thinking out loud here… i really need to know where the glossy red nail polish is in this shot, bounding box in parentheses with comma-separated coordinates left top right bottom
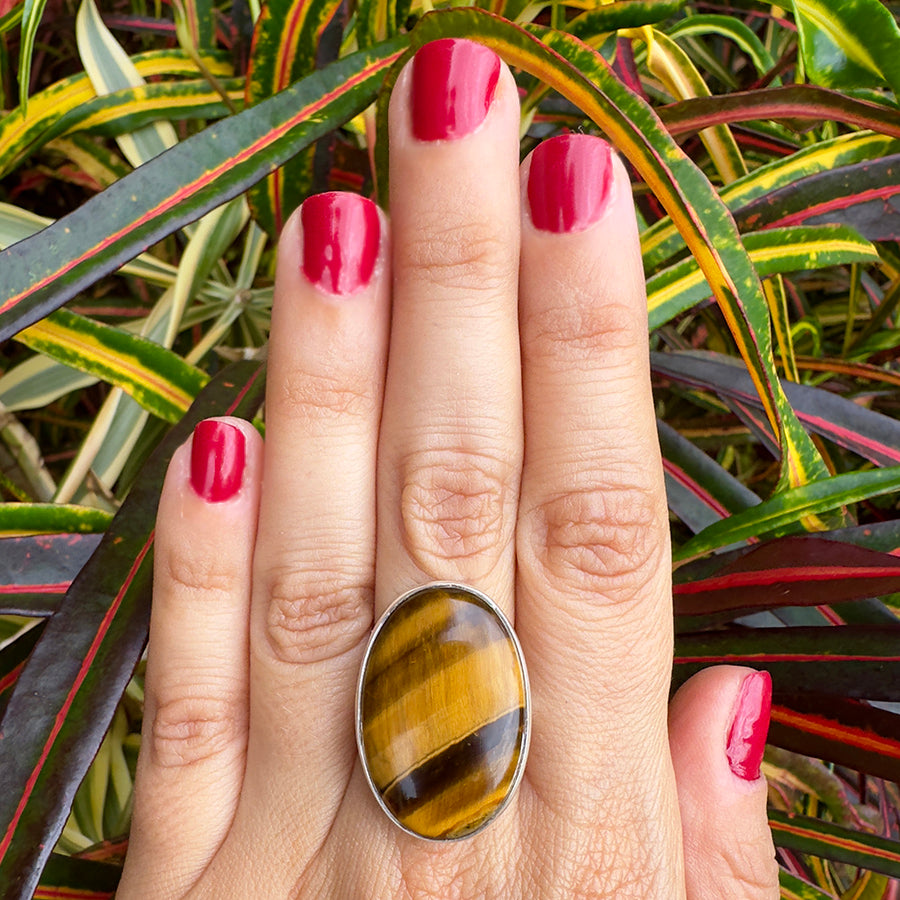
(528, 134, 614, 233)
(412, 38, 501, 141)
(726, 670, 772, 781)
(301, 192, 380, 295)
(190, 420, 245, 503)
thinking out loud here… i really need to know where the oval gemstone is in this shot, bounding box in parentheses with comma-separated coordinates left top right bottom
(357, 583, 529, 841)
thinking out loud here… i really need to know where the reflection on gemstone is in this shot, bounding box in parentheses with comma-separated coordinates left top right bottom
(357, 583, 529, 841)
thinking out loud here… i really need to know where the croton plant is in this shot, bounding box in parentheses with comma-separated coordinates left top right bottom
(1, 0, 899, 896)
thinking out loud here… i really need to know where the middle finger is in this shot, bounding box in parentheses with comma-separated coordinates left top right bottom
(375, 39, 523, 616)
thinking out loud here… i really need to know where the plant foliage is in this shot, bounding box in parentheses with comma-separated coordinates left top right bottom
(0, 0, 899, 895)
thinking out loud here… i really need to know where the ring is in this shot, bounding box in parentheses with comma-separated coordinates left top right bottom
(356, 582, 531, 841)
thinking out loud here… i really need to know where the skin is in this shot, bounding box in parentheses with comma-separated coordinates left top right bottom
(117, 44, 780, 900)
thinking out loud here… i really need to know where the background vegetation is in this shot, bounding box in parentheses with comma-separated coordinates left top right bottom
(1, 0, 899, 896)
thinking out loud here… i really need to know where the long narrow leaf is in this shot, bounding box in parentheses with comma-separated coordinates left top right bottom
(769, 695, 900, 783)
(652, 351, 900, 468)
(674, 467, 900, 562)
(16, 308, 208, 423)
(674, 626, 900, 700)
(770, 810, 900, 879)
(658, 86, 900, 141)
(0, 38, 407, 342)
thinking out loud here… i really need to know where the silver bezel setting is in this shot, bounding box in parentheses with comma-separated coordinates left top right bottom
(355, 581, 531, 842)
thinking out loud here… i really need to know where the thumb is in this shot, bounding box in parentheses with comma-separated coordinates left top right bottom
(669, 666, 779, 900)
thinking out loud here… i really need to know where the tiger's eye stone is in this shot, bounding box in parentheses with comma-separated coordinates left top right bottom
(357, 583, 529, 841)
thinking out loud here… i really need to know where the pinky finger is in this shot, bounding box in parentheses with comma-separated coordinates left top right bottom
(669, 666, 780, 900)
(118, 417, 262, 898)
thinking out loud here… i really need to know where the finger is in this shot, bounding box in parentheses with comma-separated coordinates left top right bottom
(515, 135, 680, 892)
(120, 417, 261, 898)
(236, 194, 390, 871)
(669, 667, 779, 900)
(376, 38, 523, 617)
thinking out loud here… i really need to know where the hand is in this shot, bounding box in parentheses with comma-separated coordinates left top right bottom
(117, 38, 778, 899)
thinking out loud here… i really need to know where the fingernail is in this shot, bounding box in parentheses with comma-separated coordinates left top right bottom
(726, 671, 772, 781)
(527, 134, 615, 233)
(412, 38, 500, 141)
(300, 192, 380, 295)
(190, 420, 246, 503)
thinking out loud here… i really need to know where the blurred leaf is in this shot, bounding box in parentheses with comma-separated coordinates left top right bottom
(769, 694, 900, 782)
(0, 38, 407, 342)
(0, 534, 102, 616)
(16, 309, 208, 423)
(0, 360, 265, 899)
(0, 505, 112, 537)
(34, 853, 119, 898)
(16, 0, 47, 115)
(790, 0, 900, 95)
(674, 626, 900, 699)
(674, 467, 900, 562)
(770, 809, 900, 879)
(673, 536, 900, 617)
(658, 86, 900, 142)
(666, 14, 777, 80)
(779, 870, 839, 900)
(652, 351, 900, 468)
(565, 0, 687, 39)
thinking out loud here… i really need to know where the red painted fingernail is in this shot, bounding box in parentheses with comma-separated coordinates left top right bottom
(300, 192, 380, 295)
(190, 420, 246, 503)
(527, 134, 615, 233)
(726, 670, 772, 781)
(412, 38, 500, 141)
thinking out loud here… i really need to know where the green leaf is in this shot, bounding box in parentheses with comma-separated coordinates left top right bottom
(0, 361, 265, 899)
(76, 0, 178, 167)
(666, 14, 777, 80)
(17, 0, 48, 115)
(639, 132, 899, 269)
(790, 0, 900, 95)
(0, 38, 407, 343)
(0, 504, 112, 536)
(16, 308, 208, 423)
(0, 50, 235, 180)
(674, 466, 900, 562)
(647, 224, 878, 330)
(779, 869, 839, 900)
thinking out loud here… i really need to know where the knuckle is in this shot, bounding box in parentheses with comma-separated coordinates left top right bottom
(263, 567, 372, 664)
(275, 365, 377, 421)
(149, 694, 245, 769)
(525, 296, 645, 366)
(159, 552, 238, 602)
(400, 215, 513, 295)
(522, 483, 667, 605)
(399, 448, 514, 576)
(722, 841, 780, 898)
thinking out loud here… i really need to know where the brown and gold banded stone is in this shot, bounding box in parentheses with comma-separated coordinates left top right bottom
(357, 583, 529, 841)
